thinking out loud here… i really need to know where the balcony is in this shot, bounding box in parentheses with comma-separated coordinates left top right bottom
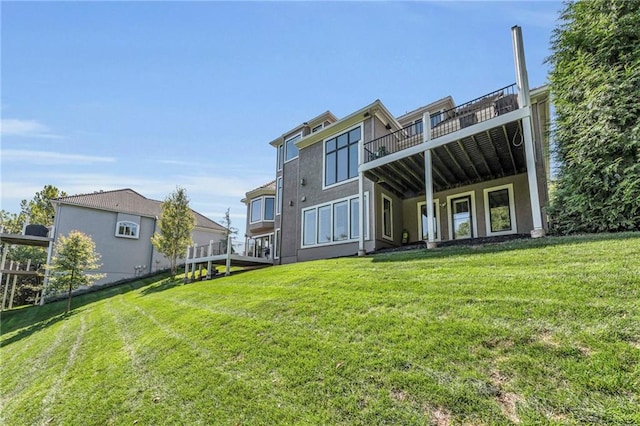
(362, 83, 529, 198)
(364, 84, 519, 163)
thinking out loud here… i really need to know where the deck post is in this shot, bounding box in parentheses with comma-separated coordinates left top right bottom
(358, 171, 366, 256)
(2, 261, 13, 311)
(184, 245, 190, 283)
(225, 235, 232, 276)
(40, 226, 55, 305)
(0, 243, 7, 299)
(206, 240, 213, 279)
(512, 25, 545, 238)
(423, 112, 437, 249)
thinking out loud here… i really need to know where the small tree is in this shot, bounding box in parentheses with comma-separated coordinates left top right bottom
(47, 230, 104, 312)
(220, 207, 238, 254)
(151, 187, 195, 278)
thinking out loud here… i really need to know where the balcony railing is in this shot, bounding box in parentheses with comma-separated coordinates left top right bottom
(363, 83, 518, 163)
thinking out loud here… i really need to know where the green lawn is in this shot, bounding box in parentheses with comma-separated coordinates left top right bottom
(2, 233, 639, 425)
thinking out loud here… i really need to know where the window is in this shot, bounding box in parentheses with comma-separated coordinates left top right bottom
(412, 119, 423, 136)
(285, 133, 301, 162)
(264, 197, 275, 221)
(250, 198, 262, 223)
(324, 126, 361, 187)
(274, 229, 281, 259)
(277, 145, 284, 171)
(116, 221, 139, 239)
(250, 196, 275, 223)
(382, 194, 393, 240)
(276, 177, 283, 215)
(417, 200, 440, 241)
(303, 209, 317, 246)
(312, 123, 323, 133)
(301, 193, 369, 247)
(430, 110, 443, 128)
(484, 184, 517, 236)
(451, 197, 472, 239)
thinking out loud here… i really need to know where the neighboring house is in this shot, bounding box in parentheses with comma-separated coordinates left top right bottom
(241, 180, 276, 259)
(51, 188, 227, 285)
(244, 26, 552, 265)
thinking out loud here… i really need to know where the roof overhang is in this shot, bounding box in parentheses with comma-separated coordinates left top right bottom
(268, 110, 339, 147)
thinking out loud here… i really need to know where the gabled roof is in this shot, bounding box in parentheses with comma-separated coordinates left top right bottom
(241, 180, 276, 204)
(52, 188, 226, 232)
(268, 110, 338, 147)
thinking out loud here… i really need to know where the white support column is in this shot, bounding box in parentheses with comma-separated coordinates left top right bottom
(512, 25, 545, 237)
(2, 261, 13, 311)
(423, 112, 437, 249)
(206, 240, 213, 279)
(41, 228, 55, 305)
(0, 243, 7, 298)
(358, 172, 366, 256)
(184, 245, 191, 283)
(225, 235, 232, 276)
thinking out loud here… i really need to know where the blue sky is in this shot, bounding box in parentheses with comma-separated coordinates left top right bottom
(1, 1, 561, 242)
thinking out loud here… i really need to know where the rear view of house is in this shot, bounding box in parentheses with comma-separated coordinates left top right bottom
(245, 26, 551, 265)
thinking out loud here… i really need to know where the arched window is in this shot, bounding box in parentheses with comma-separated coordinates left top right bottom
(116, 221, 139, 239)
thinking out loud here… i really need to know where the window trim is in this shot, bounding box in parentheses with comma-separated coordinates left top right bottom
(322, 123, 363, 190)
(115, 220, 139, 239)
(277, 144, 284, 171)
(416, 199, 441, 242)
(284, 132, 302, 163)
(300, 192, 369, 248)
(274, 228, 281, 259)
(483, 183, 517, 236)
(381, 193, 393, 241)
(249, 196, 275, 224)
(446, 190, 477, 240)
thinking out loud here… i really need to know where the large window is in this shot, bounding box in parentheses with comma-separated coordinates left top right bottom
(276, 177, 283, 215)
(382, 194, 393, 240)
(325, 126, 361, 187)
(116, 221, 139, 239)
(285, 133, 301, 162)
(302, 193, 369, 247)
(250, 196, 275, 223)
(484, 184, 517, 236)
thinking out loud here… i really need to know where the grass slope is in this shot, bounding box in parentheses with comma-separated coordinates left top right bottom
(1, 233, 639, 425)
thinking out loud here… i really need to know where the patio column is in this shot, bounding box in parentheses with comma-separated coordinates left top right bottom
(512, 25, 545, 238)
(423, 112, 437, 249)
(40, 227, 55, 305)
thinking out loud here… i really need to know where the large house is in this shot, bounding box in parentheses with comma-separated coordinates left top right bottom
(50, 188, 227, 285)
(243, 26, 551, 265)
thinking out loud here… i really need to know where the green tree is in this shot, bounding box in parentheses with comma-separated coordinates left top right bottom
(47, 230, 104, 312)
(151, 187, 195, 278)
(547, 0, 640, 233)
(220, 207, 237, 254)
(21, 185, 67, 226)
(0, 210, 26, 234)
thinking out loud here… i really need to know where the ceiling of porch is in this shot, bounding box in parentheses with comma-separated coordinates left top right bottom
(364, 120, 526, 198)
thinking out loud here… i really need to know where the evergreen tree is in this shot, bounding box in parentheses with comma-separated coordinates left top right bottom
(547, 0, 640, 233)
(21, 185, 67, 226)
(47, 230, 104, 312)
(151, 187, 195, 278)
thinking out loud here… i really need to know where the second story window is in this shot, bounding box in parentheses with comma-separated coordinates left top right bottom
(285, 133, 301, 162)
(325, 126, 361, 187)
(116, 221, 139, 239)
(277, 144, 284, 171)
(250, 196, 275, 223)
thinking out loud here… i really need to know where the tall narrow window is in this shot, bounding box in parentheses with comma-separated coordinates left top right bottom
(317, 205, 331, 244)
(350, 198, 359, 239)
(250, 198, 262, 223)
(276, 177, 283, 215)
(277, 145, 284, 170)
(274, 229, 281, 259)
(264, 197, 275, 221)
(285, 134, 301, 162)
(382, 195, 393, 240)
(418, 201, 439, 240)
(303, 209, 317, 246)
(325, 126, 361, 187)
(484, 184, 516, 236)
(333, 201, 348, 241)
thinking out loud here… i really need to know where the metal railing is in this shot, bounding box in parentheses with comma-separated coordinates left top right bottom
(363, 83, 518, 163)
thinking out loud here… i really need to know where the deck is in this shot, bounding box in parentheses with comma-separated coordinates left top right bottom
(184, 240, 272, 281)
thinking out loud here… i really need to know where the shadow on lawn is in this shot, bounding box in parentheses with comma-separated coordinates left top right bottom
(371, 232, 640, 263)
(1, 272, 172, 343)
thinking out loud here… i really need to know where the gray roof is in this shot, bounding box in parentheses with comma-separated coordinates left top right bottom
(52, 188, 226, 232)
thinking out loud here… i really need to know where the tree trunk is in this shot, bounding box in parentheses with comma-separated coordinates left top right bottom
(67, 270, 74, 312)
